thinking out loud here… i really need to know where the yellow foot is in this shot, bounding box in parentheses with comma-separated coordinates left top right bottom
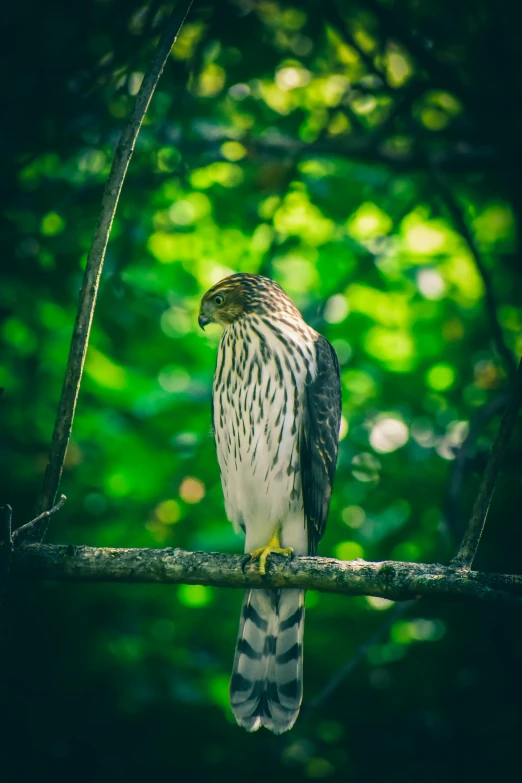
(248, 531, 293, 575)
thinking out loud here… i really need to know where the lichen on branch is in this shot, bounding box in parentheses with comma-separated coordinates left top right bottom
(10, 544, 522, 605)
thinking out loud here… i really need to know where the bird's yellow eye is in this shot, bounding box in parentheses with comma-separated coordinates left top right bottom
(213, 294, 225, 306)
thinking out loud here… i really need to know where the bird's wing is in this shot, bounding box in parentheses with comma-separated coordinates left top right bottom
(300, 334, 342, 555)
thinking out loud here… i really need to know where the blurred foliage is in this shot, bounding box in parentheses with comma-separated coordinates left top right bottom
(1, 0, 522, 781)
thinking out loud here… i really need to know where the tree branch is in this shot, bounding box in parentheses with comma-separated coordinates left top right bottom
(12, 495, 66, 545)
(10, 544, 522, 605)
(156, 133, 497, 172)
(304, 600, 414, 715)
(36, 0, 194, 520)
(452, 358, 522, 569)
(446, 392, 509, 537)
(428, 162, 517, 378)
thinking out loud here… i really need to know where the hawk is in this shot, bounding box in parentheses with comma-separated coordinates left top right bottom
(199, 273, 341, 733)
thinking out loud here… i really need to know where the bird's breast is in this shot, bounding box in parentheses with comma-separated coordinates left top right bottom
(212, 316, 316, 535)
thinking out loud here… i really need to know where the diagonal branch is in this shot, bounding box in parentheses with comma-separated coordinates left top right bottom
(428, 162, 516, 378)
(10, 544, 522, 605)
(452, 357, 522, 569)
(446, 392, 509, 537)
(303, 600, 414, 714)
(12, 495, 66, 545)
(36, 0, 194, 520)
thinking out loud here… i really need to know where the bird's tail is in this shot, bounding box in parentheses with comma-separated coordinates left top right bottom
(230, 587, 305, 734)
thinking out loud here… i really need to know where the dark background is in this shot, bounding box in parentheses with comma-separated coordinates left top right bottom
(1, 0, 522, 780)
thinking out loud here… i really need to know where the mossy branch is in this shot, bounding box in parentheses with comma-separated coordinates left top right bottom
(10, 544, 522, 605)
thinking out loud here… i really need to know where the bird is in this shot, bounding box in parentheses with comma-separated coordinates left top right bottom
(199, 273, 341, 733)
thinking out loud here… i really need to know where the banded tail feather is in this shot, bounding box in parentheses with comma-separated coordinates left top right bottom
(230, 587, 305, 734)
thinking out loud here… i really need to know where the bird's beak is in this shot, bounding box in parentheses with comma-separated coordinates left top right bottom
(198, 314, 211, 330)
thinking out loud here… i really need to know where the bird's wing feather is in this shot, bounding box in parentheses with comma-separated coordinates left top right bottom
(300, 334, 342, 555)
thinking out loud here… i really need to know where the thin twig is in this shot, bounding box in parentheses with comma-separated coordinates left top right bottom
(452, 358, 522, 569)
(428, 163, 516, 378)
(446, 392, 509, 537)
(10, 545, 522, 604)
(304, 600, 414, 714)
(36, 0, 194, 519)
(12, 495, 67, 545)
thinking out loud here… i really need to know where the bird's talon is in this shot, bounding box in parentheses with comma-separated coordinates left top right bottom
(247, 542, 294, 576)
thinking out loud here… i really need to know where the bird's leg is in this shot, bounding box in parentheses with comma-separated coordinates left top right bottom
(248, 524, 293, 576)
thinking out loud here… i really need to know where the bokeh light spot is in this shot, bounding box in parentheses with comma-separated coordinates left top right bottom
(425, 363, 455, 391)
(160, 307, 192, 337)
(178, 584, 213, 607)
(1, 318, 37, 355)
(334, 541, 364, 560)
(364, 327, 414, 368)
(128, 71, 144, 96)
(417, 268, 446, 299)
(370, 418, 409, 453)
(85, 347, 128, 390)
(169, 200, 196, 225)
(155, 499, 181, 525)
(179, 477, 206, 504)
(366, 596, 395, 611)
(40, 211, 65, 236)
(209, 674, 230, 709)
(305, 757, 335, 779)
(106, 472, 131, 498)
(220, 141, 247, 161)
(275, 66, 311, 90)
(403, 219, 447, 253)
(341, 506, 365, 528)
(342, 369, 377, 403)
(351, 453, 381, 483)
(323, 294, 349, 324)
(158, 366, 191, 393)
(346, 202, 392, 240)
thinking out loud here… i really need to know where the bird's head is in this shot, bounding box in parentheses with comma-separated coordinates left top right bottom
(198, 275, 245, 329)
(198, 273, 300, 330)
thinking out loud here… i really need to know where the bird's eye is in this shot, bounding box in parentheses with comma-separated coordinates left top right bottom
(213, 294, 225, 306)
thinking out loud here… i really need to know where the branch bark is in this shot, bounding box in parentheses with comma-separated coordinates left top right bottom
(10, 544, 522, 605)
(36, 0, 194, 519)
(452, 358, 522, 569)
(12, 495, 66, 545)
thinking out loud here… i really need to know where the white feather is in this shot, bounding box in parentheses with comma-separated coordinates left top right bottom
(213, 314, 316, 554)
